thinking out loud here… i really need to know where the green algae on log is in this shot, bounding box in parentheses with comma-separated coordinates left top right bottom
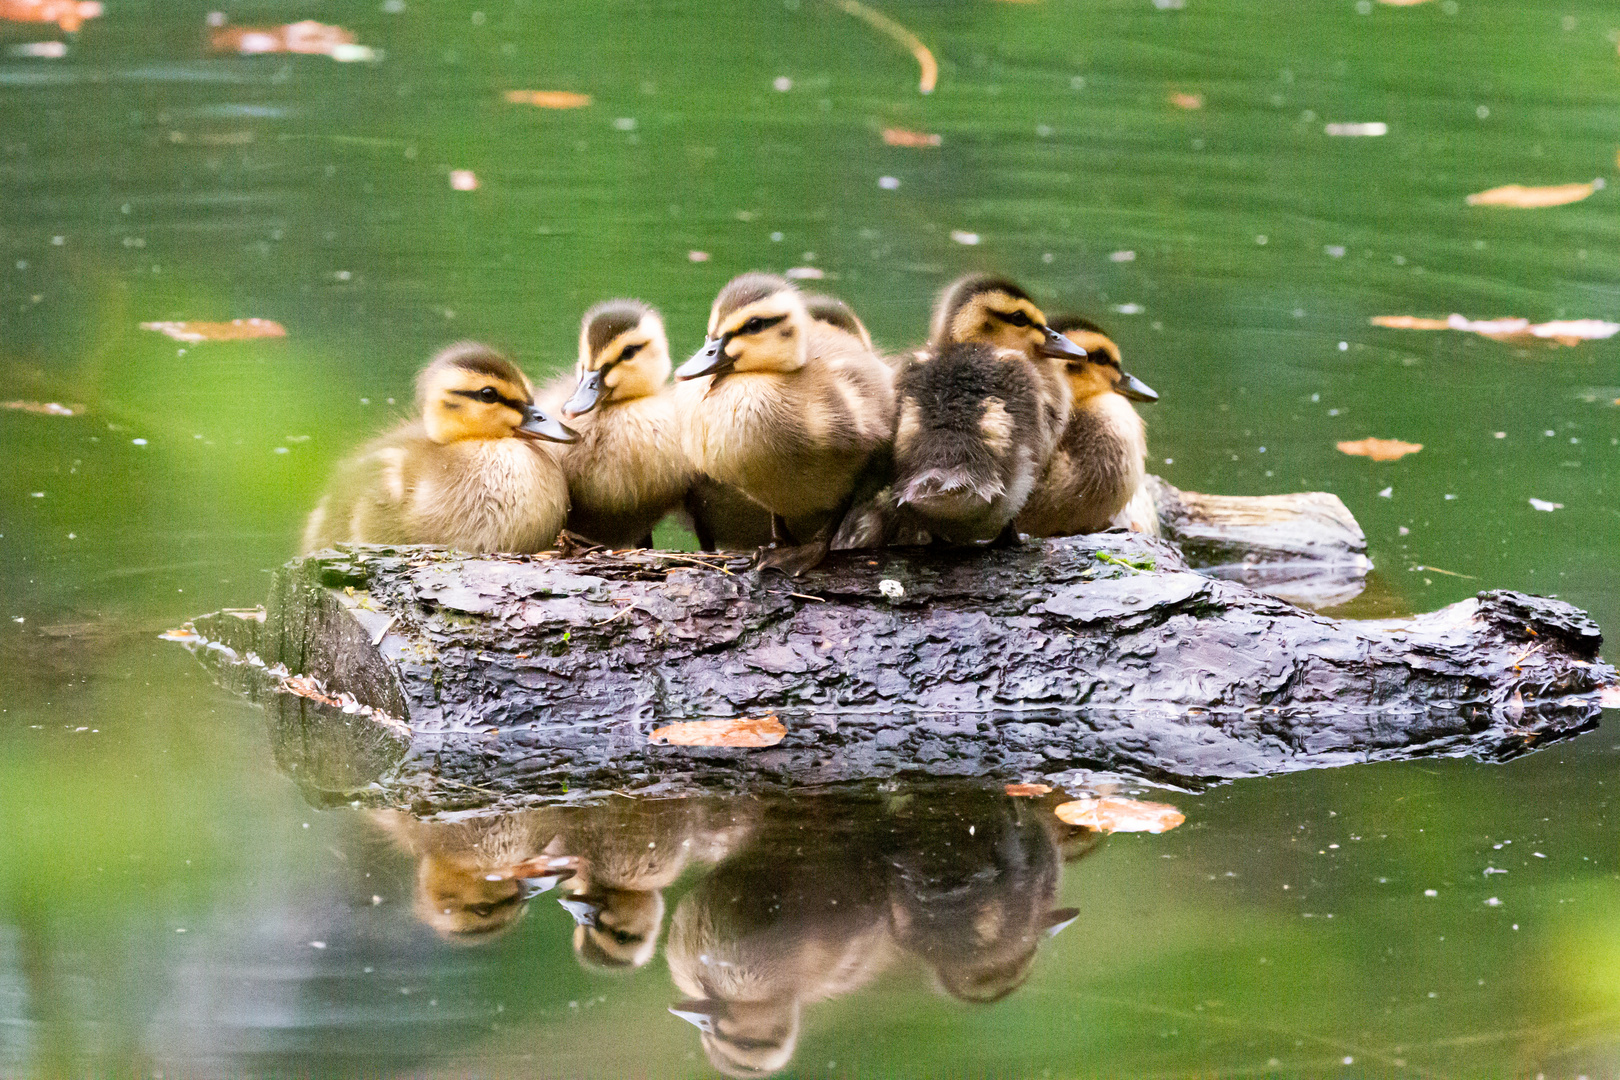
(167, 535, 1613, 813)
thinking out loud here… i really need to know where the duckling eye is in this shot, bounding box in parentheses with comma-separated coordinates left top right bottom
(1001, 310, 1033, 328)
(618, 342, 644, 362)
(477, 386, 499, 403)
(741, 317, 766, 335)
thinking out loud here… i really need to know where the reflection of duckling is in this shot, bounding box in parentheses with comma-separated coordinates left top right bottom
(666, 840, 894, 1079)
(675, 273, 895, 573)
(553, 797, 751, 972)
(884, 793, 1077, 1004)
(1018, 316, 1159, 537)
(301, 342, 576, 554)
(891, 341, 1048, 546)
(370, 809, 575, 943)
(554, 300, 694, 548)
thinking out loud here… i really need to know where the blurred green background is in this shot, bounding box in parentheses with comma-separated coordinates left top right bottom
(1, 0, 1617, 1075)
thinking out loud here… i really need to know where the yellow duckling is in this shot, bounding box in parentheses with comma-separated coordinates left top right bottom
(554, 300, 694, 548)
(685, 291, 880, 554)
(301, 342, 576, 555)
(675, 273, 895, 573)
(1016, 316, 1158, 537)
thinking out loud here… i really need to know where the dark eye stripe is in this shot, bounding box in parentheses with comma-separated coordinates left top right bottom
(734, 313, 787, 335)
(451, 388, 530, 411)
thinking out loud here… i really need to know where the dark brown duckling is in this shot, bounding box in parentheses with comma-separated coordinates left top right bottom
(891, 341, 1048, 545)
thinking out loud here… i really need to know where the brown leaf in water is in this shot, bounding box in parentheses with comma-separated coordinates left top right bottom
(1004, 783, 1052, 797)
(1337, 437, 1424, 462)
(882, 127, 942, 147)
(1371, 313, 1619, 347)
(1168, 92, 1204, 110)
(504, 90, 593, 109)
(1466, 182, 1596, 208)
(0, 0, 102, 32)
(140, 318, 286, 342)
(209, 21, 373, 61)
(1054, 797, 1185, 834)
(650, 715, 786, 748)
(2, 400, 82, 416)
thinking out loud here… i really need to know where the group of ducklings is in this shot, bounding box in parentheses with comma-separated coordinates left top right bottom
(303, 272, 1159, 574)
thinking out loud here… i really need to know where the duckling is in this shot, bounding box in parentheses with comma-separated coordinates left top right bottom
(370, 809, 576, 943)
(1016, 316, 1159, 538)
(801, 292, 875, 351)
(301, 342, 576, 555)
(927, 273, 1082, 445)
(890, 341, 1048, 545)
(675, 273, 895, 574)
(552, 300, 694, 548)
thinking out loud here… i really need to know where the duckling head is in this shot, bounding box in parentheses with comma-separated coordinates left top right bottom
(563, 887, 666, 971)
(1048, 316, 1158, 404)
(564, 300, 672, 417)
(930, 274, 1087, 362)
(668, 997, 800, 1078)
(676, 273, 810, 380)
(413, 853, 532, 943)
(419, 341, 578, 444)
(803, 292, 874, 351)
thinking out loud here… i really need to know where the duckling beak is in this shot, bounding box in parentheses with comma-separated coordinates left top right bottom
(518, 405, 579, 443)
(558, 896, 602, 926)
(1043, 907, 1082, 939)
(669, 1001, 722, 1033)
(563, 370, 605, 417)
(1038, 325, 1088, 360)
(675, 337, 733, 380)
(1116, 371, 1159, 403)
(516, 868, 577, 900)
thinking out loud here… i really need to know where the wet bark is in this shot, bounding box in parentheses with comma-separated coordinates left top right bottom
(168, 531, 1615, 814)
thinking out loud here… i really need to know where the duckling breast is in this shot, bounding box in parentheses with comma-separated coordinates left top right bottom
(410, 438, 569, 553)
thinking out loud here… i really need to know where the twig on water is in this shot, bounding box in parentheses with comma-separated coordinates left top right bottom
(829, 0, 938, 93)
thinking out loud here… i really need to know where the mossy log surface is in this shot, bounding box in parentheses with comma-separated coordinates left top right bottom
(169, 531, 1615, 813)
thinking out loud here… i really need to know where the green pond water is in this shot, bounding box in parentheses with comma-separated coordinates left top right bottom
(2, 0, 1619, 1075)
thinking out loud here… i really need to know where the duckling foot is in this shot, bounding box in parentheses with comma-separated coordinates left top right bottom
(989, 521, 1023, 549)
(756, 538, 831, 577)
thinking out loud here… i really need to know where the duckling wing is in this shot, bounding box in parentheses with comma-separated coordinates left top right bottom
(302, 423, 430, 551)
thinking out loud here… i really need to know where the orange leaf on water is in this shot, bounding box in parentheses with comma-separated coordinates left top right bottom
(1337, 437, 1423, 462)
(140, 319, 287, 343)
(1371, 313, 1619, 347)
(2, 400, 82, 416)
(1054, 797, 1185, 834)
(650, 715, 786, 748)
(1466, 182, 1596, 208)
(209, 21, 373, 61)
(882, 127, 942, 147)
(1004, 783, 1052, 797)
(0, 0, 101, 32)
(1168, 92, 1204, 110)
(1370, 315, 1451, 331)
(504, 90, 593, 109)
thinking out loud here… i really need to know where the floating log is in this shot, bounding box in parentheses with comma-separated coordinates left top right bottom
(168, 530, 1614, 813)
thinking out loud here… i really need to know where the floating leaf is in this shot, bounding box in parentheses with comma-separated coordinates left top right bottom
(1528, 498, 1564, 512)
(785, 266, 824, 280)
(1337, 437, 1423, 462)
(1371, 313, 1620, 347)
(158, 625, 198, 642)
(141, 318, 287, 342)
(209, 20, 375, 61)
(1168, 92, 1204, 110)
(950, 230, 981, 245)
(1054, 797, 1185, 834)
(449, 169, 478, 191)
(2, 400, 81, 416)
(1600, 685, 1620, 709)
(882, 127, 942, 147)
(0, 0, 101, 32)
(650, 715, 786, 748)
(504, 90, 593, 109)
(1466, 182, 1595, 208)
(687, 250, 710, 262)
(1325, 121, 1387, 137)
(1004, 783, 1052, 797)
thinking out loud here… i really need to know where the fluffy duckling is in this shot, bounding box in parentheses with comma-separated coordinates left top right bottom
(802, 292, 875, 351)
(886, 276, 1081, 545)
(370, 809, 576, 943)
(675, 273, 895, 573)
(302, 342, 576, 555)
(1016, 316, 1158, 538)
(553, 300, 694, 548)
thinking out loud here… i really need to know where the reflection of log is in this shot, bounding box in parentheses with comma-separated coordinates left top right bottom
(168, 531, 1615, 812)
(1146, 476, 1371, 609)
